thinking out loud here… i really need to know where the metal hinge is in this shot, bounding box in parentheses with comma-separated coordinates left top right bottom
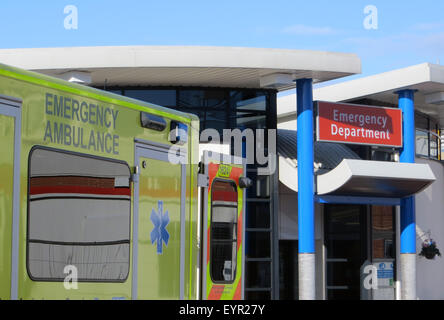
(197, 173, 209, 187)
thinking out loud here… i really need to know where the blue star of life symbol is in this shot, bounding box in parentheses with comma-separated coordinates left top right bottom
(150, 200, 170, 254)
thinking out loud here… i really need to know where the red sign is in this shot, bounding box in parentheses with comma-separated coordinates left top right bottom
(316, 101, 403, 147)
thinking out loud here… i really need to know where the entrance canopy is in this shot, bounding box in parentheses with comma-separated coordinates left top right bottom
(0, 46, 361, 91)
(277, 129, 436, 198)
(317, 159, 435, 197)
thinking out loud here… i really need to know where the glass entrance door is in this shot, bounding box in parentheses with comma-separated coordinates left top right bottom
(371, 206, 396, 300)
(325, 204, 396, 300)
(325, 205, 367, 300)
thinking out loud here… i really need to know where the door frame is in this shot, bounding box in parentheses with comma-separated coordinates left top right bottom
(200, 150, 246, 300)
(323, 204, 368, 300)
(132, 138, 187, 300)
(0, 94, 22, 300)
(323, 204, 397, 300)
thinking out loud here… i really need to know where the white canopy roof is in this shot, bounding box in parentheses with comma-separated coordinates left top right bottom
(0, 46, 361, 91)
(278, 129, 436, 198)
(317, 159, 435, 197)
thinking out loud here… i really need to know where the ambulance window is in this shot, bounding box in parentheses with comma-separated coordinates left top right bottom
(27, 148, 131, 282)
(210, 179, 238, 283)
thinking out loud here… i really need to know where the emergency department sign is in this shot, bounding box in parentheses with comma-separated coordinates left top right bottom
(316, 101, 403, 147)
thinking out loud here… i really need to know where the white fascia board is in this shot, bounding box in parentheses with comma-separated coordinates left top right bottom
(314, 63, 434, 102)
(317, 159, 436, 195)
(316, 160, 353, 195)
(0, 46, 361, 76)
(429, 63, 444, 84)
(345, 159, 435, 180)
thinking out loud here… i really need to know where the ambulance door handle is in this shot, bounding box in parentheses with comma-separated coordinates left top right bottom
(132, 165, 139, 183)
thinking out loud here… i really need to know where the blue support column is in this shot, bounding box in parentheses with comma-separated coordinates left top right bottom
(296, 78, 315, 300)
(397, 89, 416, 300)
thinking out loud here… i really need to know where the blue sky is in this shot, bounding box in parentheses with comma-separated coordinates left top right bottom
(1, 0, 443, 87)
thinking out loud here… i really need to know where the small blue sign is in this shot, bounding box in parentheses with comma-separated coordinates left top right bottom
(377, 270, 393, 279)
(377, 262, 393, 279)
(150, 200, 170, 254)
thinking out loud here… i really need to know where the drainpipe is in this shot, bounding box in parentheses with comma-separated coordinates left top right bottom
(297, 78, 315, 300)
(397, 89, 417, 300)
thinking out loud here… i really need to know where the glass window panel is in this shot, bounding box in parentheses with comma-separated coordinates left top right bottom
(372, 206, 395, 259)
(176, 109, 227, 133)
(246, 202, 270, 229)
(28, 148, 131, 281)
(233, 113, 266, 129)
(430, 119, 438, 133)
(236, 96, 266, 112)
(415, 113, 428, 131)
(230, 91, 267, 112)
(371, 149, 393, 162)
(210, 180, 238, 283)
(246, 261, 271, 288)
(372, 206, 393, 232)
(385, 240, 394, 258)
(416, 129, 429, 157)
(230, 91, 269, 129)
(246, 171, 270, 199)
(124, 89, 176, 107)
(430, 134, 439, 159)
(325, 206, 361, 235)
(373, 237, 395, 259)
(212, 206, 237, 224)
(202, 110, 227, 132)
(246, 231, 271, 258)
(415, 113, 441, 160)
(326, 256, 360, 287)
(178, 90, 227, 109)
(279, 240, 298, 300)
(324, 205, 363, 300)
(203, 120, 227, 133)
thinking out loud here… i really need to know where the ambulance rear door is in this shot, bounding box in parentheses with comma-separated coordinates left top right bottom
(199, 150, 250, 300)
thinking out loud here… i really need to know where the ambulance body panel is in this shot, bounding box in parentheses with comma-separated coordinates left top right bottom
(0, 63, 246, 300)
